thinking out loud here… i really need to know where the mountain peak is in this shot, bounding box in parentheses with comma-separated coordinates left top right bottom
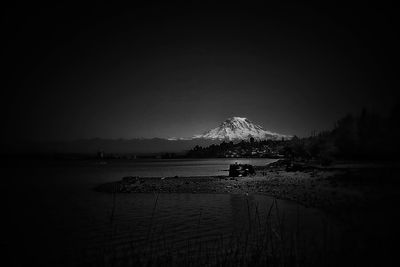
(193, 117, 291, 141)
(229, 116, 247, 121)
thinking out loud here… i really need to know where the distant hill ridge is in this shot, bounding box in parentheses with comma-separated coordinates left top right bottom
(3, 117, 291, 154)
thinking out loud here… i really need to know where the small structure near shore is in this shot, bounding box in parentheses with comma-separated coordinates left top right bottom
(229, 163, 255, 177)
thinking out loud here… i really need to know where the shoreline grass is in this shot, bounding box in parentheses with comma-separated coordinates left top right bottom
(75, 192, 369, 267)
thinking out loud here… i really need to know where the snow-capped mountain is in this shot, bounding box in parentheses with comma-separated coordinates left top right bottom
(193, 117, 291, 141)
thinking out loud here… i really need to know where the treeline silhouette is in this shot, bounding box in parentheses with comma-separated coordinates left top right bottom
(187, 138, 286, 158)
(287, 103, 400, 163)
(188, 103, 400, 163)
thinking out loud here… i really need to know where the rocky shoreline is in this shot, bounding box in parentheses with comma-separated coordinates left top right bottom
(94, 160, 400, 223)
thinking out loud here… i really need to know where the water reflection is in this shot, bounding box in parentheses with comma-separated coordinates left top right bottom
(4, 159, 339, 266)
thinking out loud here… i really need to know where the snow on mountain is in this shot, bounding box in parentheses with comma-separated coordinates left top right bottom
(192, 117, 291, 141)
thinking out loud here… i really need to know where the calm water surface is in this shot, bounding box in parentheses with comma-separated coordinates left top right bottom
(3, 158, 338, 265)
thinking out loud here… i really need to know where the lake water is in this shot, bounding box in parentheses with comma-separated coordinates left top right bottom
(66, 158, 279, 179)
(3, 158, 340, 266)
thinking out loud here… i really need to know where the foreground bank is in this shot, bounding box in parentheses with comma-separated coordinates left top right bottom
(95, 160, 400, 220)
(94, 160, 400, 265)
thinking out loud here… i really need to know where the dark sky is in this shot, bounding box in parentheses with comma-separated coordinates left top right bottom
(2, 4, 398, 142)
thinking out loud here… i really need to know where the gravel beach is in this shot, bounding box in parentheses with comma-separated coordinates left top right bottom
(95, 160, 400, 223)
